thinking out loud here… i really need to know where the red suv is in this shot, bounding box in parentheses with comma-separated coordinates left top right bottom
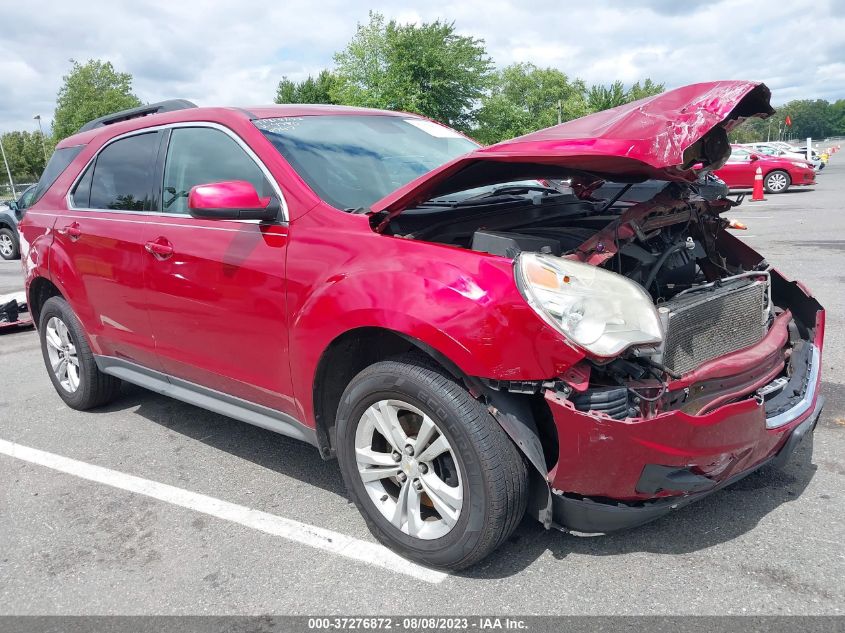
(20, 81, 825, 570)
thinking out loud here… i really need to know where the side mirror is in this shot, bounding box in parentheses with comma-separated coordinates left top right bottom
(749, 153, 759, 162)
(8, 201, 18, 212)
(187, 181, 280, 221)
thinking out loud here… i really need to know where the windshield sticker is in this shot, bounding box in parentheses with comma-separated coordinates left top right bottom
(404, 119, 464, 138)
(254, 117, 304, 133)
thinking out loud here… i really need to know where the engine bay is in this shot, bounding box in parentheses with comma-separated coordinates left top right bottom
(387, 178, 733, 304)
(384, 177, 821, 420)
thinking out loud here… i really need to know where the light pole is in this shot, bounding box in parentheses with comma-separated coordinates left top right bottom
(0, 136, 17, 199)
(33, 114, 48, 163)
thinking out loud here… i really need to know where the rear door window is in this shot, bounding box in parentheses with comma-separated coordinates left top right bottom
(88, 132, 161, 211)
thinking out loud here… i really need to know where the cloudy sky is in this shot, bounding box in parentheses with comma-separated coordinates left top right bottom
(1, 0, 843, 133)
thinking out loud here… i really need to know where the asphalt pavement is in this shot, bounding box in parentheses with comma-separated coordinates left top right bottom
(1, 163, 843, 615)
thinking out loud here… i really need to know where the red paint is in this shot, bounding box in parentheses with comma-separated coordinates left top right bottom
(18, 82, 824, 512)
(188, 180, 270, 211)
(547, 310, 825, 500)
(373, 81, 773, 220)
(716, 147, 816, 190)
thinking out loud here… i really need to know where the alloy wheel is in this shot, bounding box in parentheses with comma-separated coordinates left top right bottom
(767, 172, 789, 192)
(44, 316, 80, 392)
(0, 234, 13, 258)
(355, 399, 463, 540)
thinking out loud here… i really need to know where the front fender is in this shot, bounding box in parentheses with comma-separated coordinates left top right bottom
(286, 207, 583, 425)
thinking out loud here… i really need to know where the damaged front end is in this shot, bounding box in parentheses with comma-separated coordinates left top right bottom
(472, 186, 824, 533)
(541, 225, 824, 532)
(370, 80, 824, 532)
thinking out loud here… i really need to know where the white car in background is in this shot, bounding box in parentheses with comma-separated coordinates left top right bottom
(743, 142, 823, 170)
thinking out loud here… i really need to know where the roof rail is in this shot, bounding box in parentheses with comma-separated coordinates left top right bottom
(78, 99, 198, 133)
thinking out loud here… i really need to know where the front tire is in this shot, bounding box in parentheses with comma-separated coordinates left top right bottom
(764, 170, 791, 194)
(336, 356, 528, 570)
(38, 296, 121, 410)
(0, 227, 19, 260)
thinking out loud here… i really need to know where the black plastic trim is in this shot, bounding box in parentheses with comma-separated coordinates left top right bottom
(480, 385, 554, 528)
(94, 355, 318, 446)
(79, 100, 197, 132)
(635, 465, 716, 495)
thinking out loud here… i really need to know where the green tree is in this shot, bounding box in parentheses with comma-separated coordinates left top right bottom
(727, 116, 770, 144)
(332, 12, 493, 129)
(275, 70, 341, 104)
(779, 99, 836, 140)
(0, 131, 49, 183)
(331, 12, 391, 108)
(586, 81, 628, 112)
(53, 59, 142, 141)
(473, 63, 587, 144)
(626, 78, 664, 102)
(831, 99, 845, 136)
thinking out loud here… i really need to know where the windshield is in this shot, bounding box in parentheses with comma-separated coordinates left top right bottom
(255, 115, 478, 210)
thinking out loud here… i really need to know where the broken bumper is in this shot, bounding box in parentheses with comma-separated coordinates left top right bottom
(549, 395, 823, 533)
(545, 330, 824, 533)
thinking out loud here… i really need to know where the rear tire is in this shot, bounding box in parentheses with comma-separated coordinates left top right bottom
(764, 170, 791, 194)
(336, 356, 528, 570)
(0, 228, 19, 260)
(38, 296, 121, 410)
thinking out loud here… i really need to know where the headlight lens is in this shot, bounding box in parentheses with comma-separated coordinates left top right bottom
(791, 161, 811, 169)
(516, 253, 663, 357)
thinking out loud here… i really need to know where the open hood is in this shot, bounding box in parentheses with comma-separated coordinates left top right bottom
(371, 81, 773, 222)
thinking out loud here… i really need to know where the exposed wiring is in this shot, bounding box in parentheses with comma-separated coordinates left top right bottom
(642, 241, 686, 291)
(637, 357, 682, 380)
(627, 366, 669, 403)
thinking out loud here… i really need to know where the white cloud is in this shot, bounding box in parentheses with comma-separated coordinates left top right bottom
(0, 0, 842, 133)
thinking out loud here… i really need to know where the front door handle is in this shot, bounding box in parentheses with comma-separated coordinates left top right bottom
(58, 222, 81, 241)
(144, 238, 174, 260)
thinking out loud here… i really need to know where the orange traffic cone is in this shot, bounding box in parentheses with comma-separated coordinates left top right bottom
(751, 166, 766, 201)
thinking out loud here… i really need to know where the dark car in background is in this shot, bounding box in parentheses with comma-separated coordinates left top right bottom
(0, 184, 36, 260)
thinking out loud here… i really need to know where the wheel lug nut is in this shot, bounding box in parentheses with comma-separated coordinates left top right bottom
(404, 445, 414, 456)
(397, 472, 407, 482)
(419, 463, 428, 474)
(413, 479, 423, 492)
(391, 452, 401, 462)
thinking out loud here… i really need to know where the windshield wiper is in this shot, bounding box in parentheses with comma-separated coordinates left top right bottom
(463, 184, 563, 201)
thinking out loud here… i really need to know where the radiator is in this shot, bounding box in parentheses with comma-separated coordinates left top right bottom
(657, 278, 769, 376)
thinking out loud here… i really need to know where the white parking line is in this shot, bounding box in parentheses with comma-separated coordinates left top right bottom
(0, 438, 447, 584)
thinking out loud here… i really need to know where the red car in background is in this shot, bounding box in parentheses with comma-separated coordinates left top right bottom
(715, 145, 816, 193)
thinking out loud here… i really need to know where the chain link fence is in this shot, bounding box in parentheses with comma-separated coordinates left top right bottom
(0, 182, 36, 204)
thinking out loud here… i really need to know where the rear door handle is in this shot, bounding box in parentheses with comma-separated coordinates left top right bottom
(58, 222, 81, 241)
(144, 238, 174, 260)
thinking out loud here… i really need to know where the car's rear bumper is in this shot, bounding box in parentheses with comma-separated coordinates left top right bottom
(549, 396, 823, 533)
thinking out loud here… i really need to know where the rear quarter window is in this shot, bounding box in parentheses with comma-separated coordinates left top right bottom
(32, 146, 84, 205)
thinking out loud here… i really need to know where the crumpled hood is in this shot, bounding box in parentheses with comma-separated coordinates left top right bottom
(372, 81, 773, 221)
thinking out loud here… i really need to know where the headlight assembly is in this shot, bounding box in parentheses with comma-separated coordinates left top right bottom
(516, 252, 663, 357)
